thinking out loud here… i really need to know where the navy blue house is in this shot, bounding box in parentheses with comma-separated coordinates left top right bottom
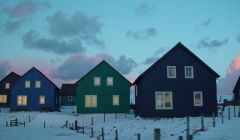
(133, 42, 220, 117)
(0, 72, 21, 108)
(233, 76, 240, 100)
(10, 67, 60, 111)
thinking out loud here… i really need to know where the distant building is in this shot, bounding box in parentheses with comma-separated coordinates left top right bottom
(233, 76, 240, 100)
(60, 84, 77, 113)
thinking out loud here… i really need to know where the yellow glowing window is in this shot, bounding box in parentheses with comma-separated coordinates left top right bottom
(85, 95, 97, 108)
(17, 95, 27, 106)
(113, 95, 119, 105)
(0, 95, 7, 103)
(39, 96, 45, 104)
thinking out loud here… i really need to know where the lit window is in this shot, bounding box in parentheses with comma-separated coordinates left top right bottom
(39, 96, 45, 105)
(155, 91, 173, 110)
(167, 66, 176, 78)
(17, 95, 27, 106)
(85, 95, 97, 108)
(94, 77, 101, 86)
(35, 81, 41, 88)
(68, 96, 72, 101)
(194, 91, 203, 106)
(185, 66, 194, 79)
(25, 81, 30, 88)
(5, 83, 10, 89)
(113, 95, 119, 105)
(0, 95, 7, 103)
(107, 77, 113, 86)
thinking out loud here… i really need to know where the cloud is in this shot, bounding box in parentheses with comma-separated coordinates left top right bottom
(2, 0, 50, 18)
(200, 18, 212, 27)
(0, 60, 12, 80)
(154, 47, 166, 55)
(22, 30, 86, 55)
(50, 53, 137, 80)
(47, 11, 104, 48)
(126, 27, 157, 40)
(217, 55, 240, 94)
(3, 19, 26, 33)
(197, 37, 228, 50)
(144, 57, 158, 65)
(135, 3, 155, 16)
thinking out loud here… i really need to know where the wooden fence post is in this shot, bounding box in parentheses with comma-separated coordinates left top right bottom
(91, 127, 94, 138)
(16, 118, 18, 126)
(228, 108, 230, 120)
(238, 106, 240, 117)
(75, 120, 78, 130)
(154, 128, 160, 140)
(186, 116, 190, 140)
(221, 112, 224, 124)
(91, 117, 93, 125)
(23, 121, 25, 127)
(137, 133, 140, 140)
(125, 113, 126, 118)
(201, 114, 204, 131)
(212, 112, 215, 127)
(82, 126, 85, 134)
(102, 127, 105, 140)
(44, 121, 46, 128)
(28, 115, 31, 122)
(178, 136, 183, 140)
(6, 121, 8, 127)
(115, 113, 117, 119)
(115, 129, 118, 140)
(234, 106, 236, 117)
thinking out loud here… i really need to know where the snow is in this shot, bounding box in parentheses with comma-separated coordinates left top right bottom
(0, 106, 240, 140)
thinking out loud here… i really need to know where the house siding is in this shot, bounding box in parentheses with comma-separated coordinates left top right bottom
(61, 96, 77, 106)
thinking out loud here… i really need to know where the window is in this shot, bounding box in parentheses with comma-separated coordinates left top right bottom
(5, 83, 10, 89)
(17, 95, 27, 106)
(94, 77, 101, 86)
(39, 96, 45, 105)
(167, 66, 176, 78)
(185, 66, 194, 79)
(194, 91, 203, 106)
(35, 81, 41, 88)
(0, 95, 7, 103)
(113, 95, 119, 105)
(155, 91, 173, 109)
(68, 96, 72, 101)
(25, 81, 30, 88)
(107, 77, 113, 86)
(85, 95, 97, 108)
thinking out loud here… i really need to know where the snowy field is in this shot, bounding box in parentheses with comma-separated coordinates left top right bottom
(0, 106, 240, 140)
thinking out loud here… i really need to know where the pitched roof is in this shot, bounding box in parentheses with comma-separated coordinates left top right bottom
(233, 76, 240, 93)
(133, 42, 220, 85)
(0, 72, 21, 84)
(75, 60, 131, 85)
(61, 84, 76, 96)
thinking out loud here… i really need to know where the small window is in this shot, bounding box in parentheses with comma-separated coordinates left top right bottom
(94, 77, 101, 86)
(85, 95, 97, 108)
(35, 81, 41, 88)
(107, 77, 113, 86)
(185, 66, 194, 79)
(25, 81, 31, 88)
(5, 83, 10, 89)
(17, 95, 27, 106)
(155, 91, 173, 110)
(0, 95, 7, 103)
(68, 96, 72, 101)
(194, 91, 203, 106)
(113, 95, 119, 105)
(167, 66, 176, 78)
(39, 96, 45, 105)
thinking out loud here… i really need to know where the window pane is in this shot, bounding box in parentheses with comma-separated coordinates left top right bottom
(39, 96, 45, 104)
(164, 93, 172, 108)
(18, 96, 22, 105)
(156, 93, 163, 109)
(5, 83, 10, 89)
(35, 81, 41, 88)
(91, 96, 97, 107)
(167, 66, 176, 78)
(194, 92, 202, 106)
(113, 95, 119, 105)
(85, 96, 91, 107)
(107, 77, 113, 86)
(94, 77, 101, 86)
(0, 95, 7, 103)
(23, 96, 27, 105)
(25, 81, 30, 88)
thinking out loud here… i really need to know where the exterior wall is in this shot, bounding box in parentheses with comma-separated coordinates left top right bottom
(10, 69, 59, 111)
(76, 62, 130, 113)
(61, 96, 77, 106)
(136, 47, 217, 117)
(233, 80, 240, 100)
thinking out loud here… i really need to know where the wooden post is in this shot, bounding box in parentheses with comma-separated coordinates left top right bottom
(28, 115, 31, 122)
(24, 121, 25, 127)
(201, 114, 204, 131)
(44, 121, 46, 128)
(104, 113, 106, 122)
(6, 121, 8, 127)
(91, 127, 93, 138)
(213, 112, 215, 127)
(186, 117, 190, 140)
(115, 129, 118, 140)
(234, 106, 236, 117)
(125, 113, 126, 118)
(137, 133, 140, 140)
(16, 118, 18, 126)
(75, 120, 78, 130)
(102, 127, 104, 140)
(238, 106, 240, 117)
(178, 136, 183, 140)
(115, 113, 117, 119)
(83, 126, 85, 134)
(91, 117, 93, 125)
(228, 108, 230, 120)
(221, 112, 224, 124)
(154, 128, 160, 140)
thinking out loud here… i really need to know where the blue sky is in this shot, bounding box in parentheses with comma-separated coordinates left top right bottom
(0, 0, 240, 94)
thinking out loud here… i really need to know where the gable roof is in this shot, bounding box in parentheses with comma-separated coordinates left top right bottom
(0, 72, 21, 84)
(18, 67, 59, 89)
(61, 84, 76, 96)
(75, 60, 131, 85)
(133, 42, 220, 85)
(233, 75, 240, 93)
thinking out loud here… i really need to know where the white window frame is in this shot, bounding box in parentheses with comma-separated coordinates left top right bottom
(5, 82, 10, 89)
(39, 95, 45, 105)
(113, 95, 120, 106)
(0, 95, 7, 103)
(107, 77, 113, 86)
(194, 91, 203, 106)
(68, 96, 72, 101)
(185, 66, 194, 79)
(167, 66, 176, 78)
(85, 95, 97, 108)
(155, 91, 173, 110)
(17, 95, 27, 106)
(25, 81, 31, 88)
(94, 77, 101, 86)
(35, 81, 41, 88)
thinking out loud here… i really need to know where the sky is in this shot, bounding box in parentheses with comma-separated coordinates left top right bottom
(0, 0, 240, 94)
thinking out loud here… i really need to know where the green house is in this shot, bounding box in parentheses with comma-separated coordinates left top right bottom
(76, 60, 131, 113)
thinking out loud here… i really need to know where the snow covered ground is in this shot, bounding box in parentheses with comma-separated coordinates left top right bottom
(0, 106, 240, 140)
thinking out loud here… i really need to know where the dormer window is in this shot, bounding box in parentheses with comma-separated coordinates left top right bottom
(167, 66, 176, 78)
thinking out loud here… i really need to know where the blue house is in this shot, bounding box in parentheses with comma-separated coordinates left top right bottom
(133, 42, 220, 117)
(0, 72, 21, 109)
(233, 76, 240, 100)
(10, 67, 60, 111)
